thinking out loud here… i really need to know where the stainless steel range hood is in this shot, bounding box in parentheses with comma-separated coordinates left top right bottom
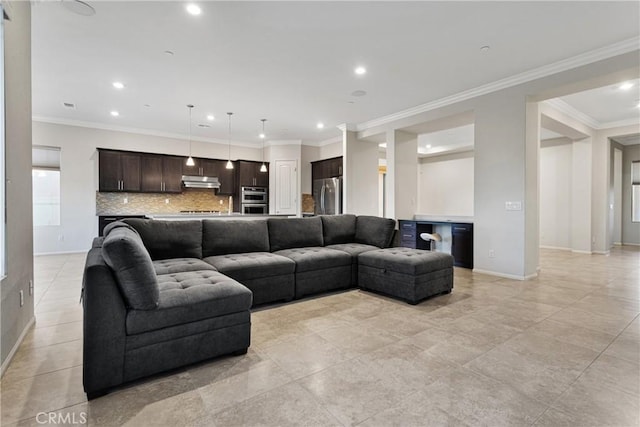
(181, 175, 221, 189)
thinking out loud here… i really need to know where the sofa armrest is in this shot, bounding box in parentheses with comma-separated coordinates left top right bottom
(82, 247, 127, 396)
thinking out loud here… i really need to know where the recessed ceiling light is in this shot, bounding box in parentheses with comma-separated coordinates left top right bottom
(110, 111, 119, 117)
(112, 81, 125, 89)
(259, 133, 266, 139)
(316, 122, 325, 129)
(186, 4, 201, 15)
(619, 82, 633, 90)
(426, 144, 432, 149)
(480, 45, 490, 52)
(206, 115, 214, 121)
(354, 66, 367, 75)
(378, 143, 387, 148)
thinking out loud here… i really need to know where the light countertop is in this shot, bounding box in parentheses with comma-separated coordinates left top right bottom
(412, 214, 474, 224)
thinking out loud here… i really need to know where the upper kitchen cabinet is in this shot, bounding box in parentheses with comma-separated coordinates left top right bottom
(98, 149, 141, 192)
(238, 161, 269, 188)
(183, 158, 218, 177)
(140, 154, 183, 193)
(215, 160, 236, 195)
(311, 156, 343, 181)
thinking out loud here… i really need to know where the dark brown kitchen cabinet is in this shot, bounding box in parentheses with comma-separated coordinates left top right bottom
(451, 223, 474, 269)
(311, 156, 343, 181)
(238, 161, 269, 188)
(141, 154, 183, 193)
(398, 220, 474, 269)
(98, 150, 141, 192)
(215, 160, 236, 195)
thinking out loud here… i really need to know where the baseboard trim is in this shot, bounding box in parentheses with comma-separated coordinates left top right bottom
(1, 316, 35, 378)
(34, 250, 87, 256)
(593, 250, 610, 255)
(571, 250, 592, 255)
(621, 242, 640, 247)
(539, 245, 571, 251)
(472, 268, 538, 281)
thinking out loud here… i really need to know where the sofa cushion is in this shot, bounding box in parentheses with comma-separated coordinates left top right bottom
(103, 220, 141, 238)
(355, 216, 396, 248)
(358, 247, 454, 275)
(126, 270, 252, 335)
(153, 258, 217, 275)
(326, 243, 380, 263)
(274, 247, 351, 273)
(102, 227, 159, 310)
(203, 252, 295, 281)
(202, 219, 269, 257)
(123, 218, 203, 260)
(321, 214, 357, 245)
(267, 217, 324, 252)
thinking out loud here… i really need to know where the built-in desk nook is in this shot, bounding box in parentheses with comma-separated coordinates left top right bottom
(398, 216, 474, 269)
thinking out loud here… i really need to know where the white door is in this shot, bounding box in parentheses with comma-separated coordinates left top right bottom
(274, 160, 297, 215)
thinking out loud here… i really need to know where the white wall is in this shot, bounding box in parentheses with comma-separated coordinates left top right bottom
(1, 1, 34, 372)
(539, 139, 572, 249)
(300, 145, 319, 194)
(319, 141, 342, 159)
(32, 121, 262, 254)
(418, 151, 474, 216)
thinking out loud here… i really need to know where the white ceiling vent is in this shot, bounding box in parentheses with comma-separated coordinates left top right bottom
(62, 102, 76, 109)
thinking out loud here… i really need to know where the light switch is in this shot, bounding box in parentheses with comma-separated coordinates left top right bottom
(505, 201, 522, 211)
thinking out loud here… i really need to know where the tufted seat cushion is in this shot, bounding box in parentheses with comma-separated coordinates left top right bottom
(359, 247, 453, 275)
(274, 247, 351, 272)
(326, 243, 380, 263)
(153, 258, 217, 275)
(203, 252, 295, 280)
(125, 270, 252, 335)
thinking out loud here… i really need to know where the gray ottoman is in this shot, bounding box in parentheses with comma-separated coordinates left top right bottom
(358, 247, 454, 304)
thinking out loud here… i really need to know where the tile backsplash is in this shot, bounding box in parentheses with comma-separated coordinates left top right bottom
(96, 189, 233, 215)
(302, 193, 314, 213)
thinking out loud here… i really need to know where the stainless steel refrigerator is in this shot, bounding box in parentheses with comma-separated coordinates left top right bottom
(313, 177, 342, 215)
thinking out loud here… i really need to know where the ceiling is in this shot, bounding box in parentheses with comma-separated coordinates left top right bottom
(32, 1, 640, 146)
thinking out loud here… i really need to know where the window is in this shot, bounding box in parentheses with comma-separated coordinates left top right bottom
(32, 147, 61, 227)
(632, 161, 640, 223)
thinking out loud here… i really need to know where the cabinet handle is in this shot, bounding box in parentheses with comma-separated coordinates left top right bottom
(403, 234, 413, 238)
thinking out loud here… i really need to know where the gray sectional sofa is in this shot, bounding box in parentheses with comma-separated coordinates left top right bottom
(82, 214, 398, 397)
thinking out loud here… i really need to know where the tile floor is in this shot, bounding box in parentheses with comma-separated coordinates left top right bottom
(1, 247, 639, 426)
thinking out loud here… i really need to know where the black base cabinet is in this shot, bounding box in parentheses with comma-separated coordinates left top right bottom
(398, 220, 473, 269)
(451, 223, 473, 269)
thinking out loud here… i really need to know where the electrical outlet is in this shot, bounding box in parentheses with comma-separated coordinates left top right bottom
(58, 234, 64, 242)
(29, 280, 33, 296)
(220, 200, 224, 205)
(19, 290, 24, 307)
(505, 201, 522, 211)
(488, 249, 495, 258)
(123, 197, 128, 204)
(165, 198, 169, 204)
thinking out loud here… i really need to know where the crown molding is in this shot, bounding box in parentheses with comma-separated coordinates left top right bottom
(543, 99, 640, 130)
(302, 135, 342, 147)
(598, 118, 640, 130)
(543, 99, 600, 129)
(32, 116, 261, 148)
(264, 139, 302, 147)
(357, 37, 640, 132)
(336, 123, 357, 132)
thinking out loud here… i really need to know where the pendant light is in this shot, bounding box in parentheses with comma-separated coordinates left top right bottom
(225, 112, 234, 169)
(259, 119, 268, 173)
(185, 104, 195, 166)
